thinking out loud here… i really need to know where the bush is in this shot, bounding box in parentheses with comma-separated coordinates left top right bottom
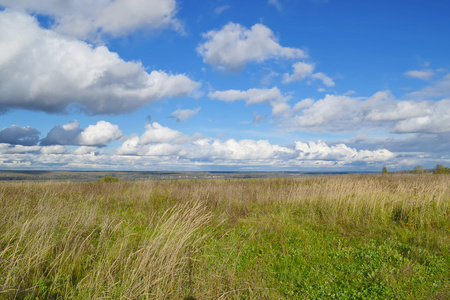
(434, 164, 450, 174)
(97, 176, 121, 183)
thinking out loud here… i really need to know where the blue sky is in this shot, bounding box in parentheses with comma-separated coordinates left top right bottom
(0, 0, 449, 171)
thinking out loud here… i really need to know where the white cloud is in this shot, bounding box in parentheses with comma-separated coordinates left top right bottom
(40, 145, 68, 154)
(197, 22, 306, 72)
(212, 139, 293, 160)
(282, 61, 334, 87)
(290, 94, 358, 129)
(0, 144, 40, 154)
(365, 100, 429, 122)
(0, 11, 200, 114)
(116, 122, 192, 155)
(41, 120, 122, 146)
(115, 136, 141, 155)
(72, 146, 99, 155)
(295, 140, 395, 163)
(287, 91, 450, 134)
(78, 121, 122, 146)
(140, 122, 188, 144)
(209, 87, 291, 117)
(0, 0, 181, 40)
(282, 61, 315, 83)
(293, 98, 314, 112)
(311, 72, 335, 87)
(407, 73, 450, 99)
(268, 0, 282, 11)
(404, 69, 434, 80)
(391, 100, 450, 134)
(170, 107, 201, 122)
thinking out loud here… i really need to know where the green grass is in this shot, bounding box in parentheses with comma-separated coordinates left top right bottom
(0, 174, 449, 299)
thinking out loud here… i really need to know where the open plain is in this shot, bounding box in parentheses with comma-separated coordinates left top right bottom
(0, 174, 449, 299)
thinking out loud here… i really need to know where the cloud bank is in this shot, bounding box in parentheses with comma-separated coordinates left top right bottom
(0, 122, 397, 170)
(0, 125, 40, 146)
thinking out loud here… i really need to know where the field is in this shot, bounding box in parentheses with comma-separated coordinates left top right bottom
(0, 174, 449, 299)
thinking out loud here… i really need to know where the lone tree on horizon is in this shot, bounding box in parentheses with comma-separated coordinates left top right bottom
(414, 165, 424, 174)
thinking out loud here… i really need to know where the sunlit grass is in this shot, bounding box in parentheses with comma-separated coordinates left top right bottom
(0, 174, 449, 299)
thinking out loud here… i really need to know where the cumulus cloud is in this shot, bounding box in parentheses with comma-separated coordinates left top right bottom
(197, 22, 306, 72)
(78, 121, 122, 145)
(41, 120, 122, 146)
(209, 87, 291, 117)
(404, 69, 434, 80)
(295, 140, 394, 162)
(0, 11, 200, 114)
(170, 107, 201, 122)
(282, 61, 334, 87)
(140, 122, 188, 144)
(0, 0, 181, 40)
(287, 91, 450, 134)
(282, 61, 315, 83)
(116, 122, 189, 155)
(202, 139, 294, 161)
(290, 94, 359, 130)
(0, 125, 40, 146)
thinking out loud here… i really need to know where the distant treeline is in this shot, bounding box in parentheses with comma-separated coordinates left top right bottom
(383, 164, 450, 175)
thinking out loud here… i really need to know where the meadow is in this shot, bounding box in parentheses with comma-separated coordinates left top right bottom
(0, 174, 449, 299)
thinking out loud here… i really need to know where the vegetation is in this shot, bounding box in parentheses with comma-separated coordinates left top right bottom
(414, 165, 424, 174)
(434, 164, 450, 174)
(382, 167, 388, 174)
(0, 174, 449, 299)
(97, 176, 121, 183)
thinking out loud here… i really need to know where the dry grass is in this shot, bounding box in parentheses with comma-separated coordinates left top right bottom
(0, 174, 449, 299)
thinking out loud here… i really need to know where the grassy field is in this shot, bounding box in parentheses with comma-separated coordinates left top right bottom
(0, 174, 449, 299)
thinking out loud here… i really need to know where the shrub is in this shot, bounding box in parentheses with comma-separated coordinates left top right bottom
(97, 176, 121, 183)
(434, 164, 450, 174)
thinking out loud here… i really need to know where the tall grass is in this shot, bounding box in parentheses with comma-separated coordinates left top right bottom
(0, 174, 449, 299)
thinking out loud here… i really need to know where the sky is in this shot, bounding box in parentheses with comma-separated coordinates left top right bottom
(0, 0, 449, 172)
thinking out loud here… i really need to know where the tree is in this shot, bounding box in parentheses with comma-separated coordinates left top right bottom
(434, 164, 450, 174)
(382, 167, 388, 175)
(414, 165, 424, 174)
